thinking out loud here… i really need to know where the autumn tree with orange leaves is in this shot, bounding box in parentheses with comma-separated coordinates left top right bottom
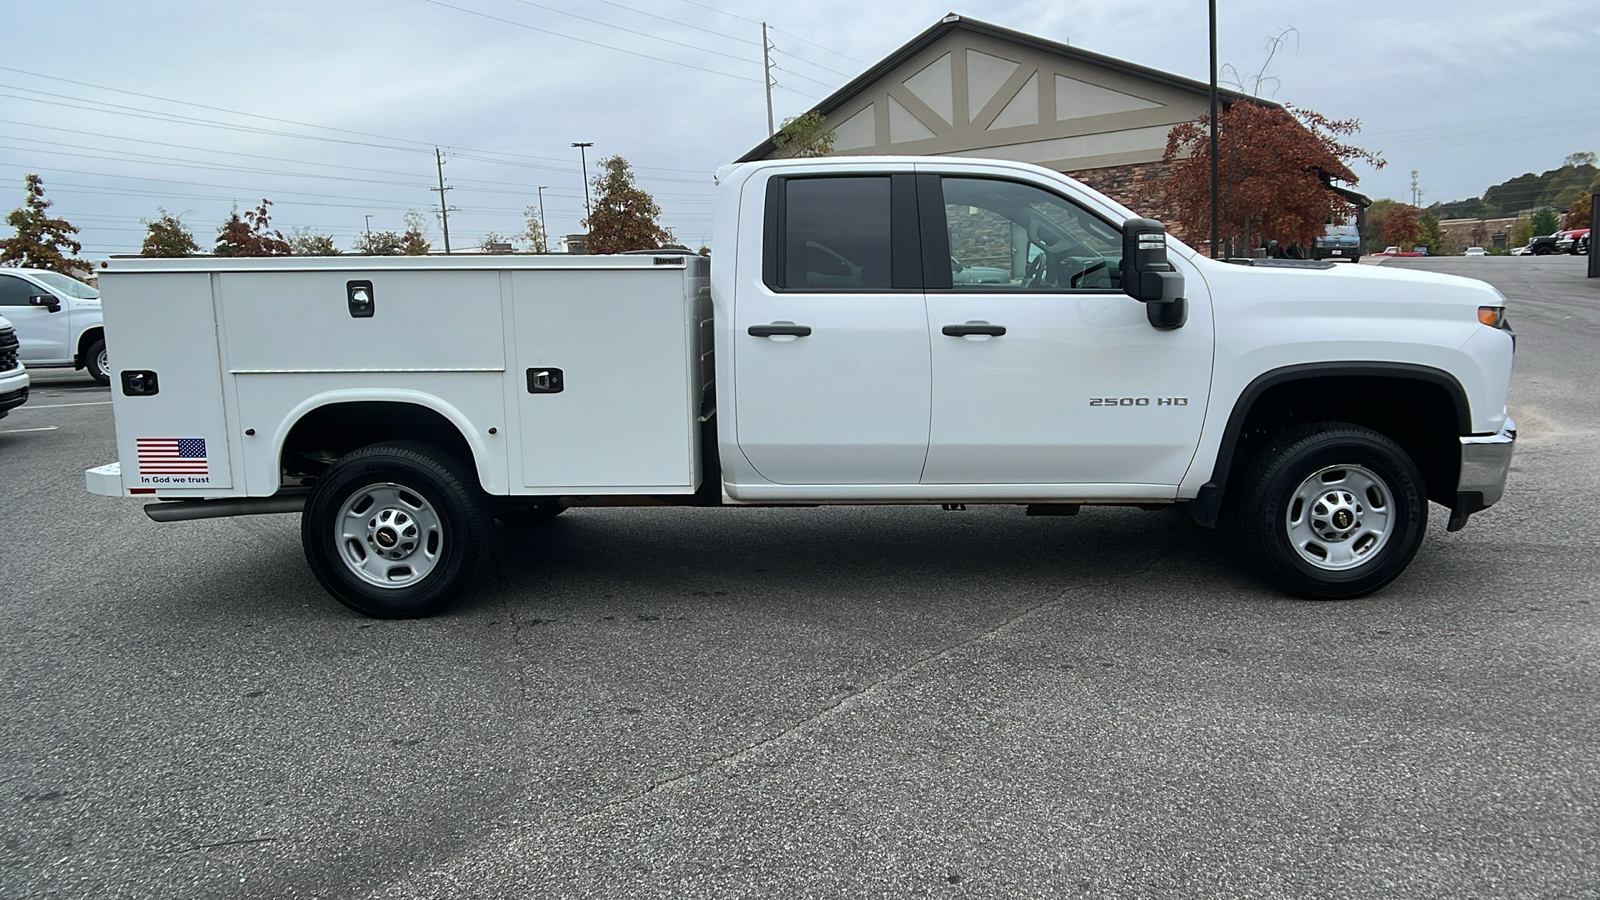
(1379, 204, 1425, 250)
(1161, 103, 1383, 255)
(214, 199, 290, 257)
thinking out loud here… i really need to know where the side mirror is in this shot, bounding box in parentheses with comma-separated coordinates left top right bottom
(1120, 218, 1186, 330)
(28, 294, 61, 313)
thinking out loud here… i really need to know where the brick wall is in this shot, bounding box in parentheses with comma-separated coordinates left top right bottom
(1438, 217, 1517, 254)
(1062, 160, 1188, 238)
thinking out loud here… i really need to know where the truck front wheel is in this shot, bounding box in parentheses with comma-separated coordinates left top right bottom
(85, 338, 109, 386)
(301, 442, 491, 618)
(1239, 424, 1427, 599)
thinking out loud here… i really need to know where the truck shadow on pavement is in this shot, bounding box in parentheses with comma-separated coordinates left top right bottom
(468, 504, 1256, 617)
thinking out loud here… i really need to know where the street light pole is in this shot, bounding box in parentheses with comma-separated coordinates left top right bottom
(572, 142, 594, 226)
(537, 186, 548, 252)
(364, 215, 373, 235)
(1208, 0, 1219, 259)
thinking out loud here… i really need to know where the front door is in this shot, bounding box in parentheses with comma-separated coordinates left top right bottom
(732, 172, 931, 485)
(920, 173, 1213, 487)
(0, 273, 70, 364)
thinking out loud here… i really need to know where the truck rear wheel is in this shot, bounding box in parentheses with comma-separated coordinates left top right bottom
(301, 442, 491, 618)
(1238, 424, 1427, 599)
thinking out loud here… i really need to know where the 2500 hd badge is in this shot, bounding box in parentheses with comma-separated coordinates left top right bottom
(1089, 397, 1189, 407)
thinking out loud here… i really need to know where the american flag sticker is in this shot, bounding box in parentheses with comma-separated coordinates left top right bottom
(136, 437, 210, 479)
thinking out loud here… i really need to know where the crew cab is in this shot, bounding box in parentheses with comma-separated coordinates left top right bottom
(84, 156, 1518, 618)
(0, 268, 108, 385)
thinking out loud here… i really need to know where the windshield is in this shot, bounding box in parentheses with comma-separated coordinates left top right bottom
(30, 272, 99, 299)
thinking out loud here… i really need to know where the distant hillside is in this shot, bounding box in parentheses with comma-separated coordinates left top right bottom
(1430, 154, 1597, 219)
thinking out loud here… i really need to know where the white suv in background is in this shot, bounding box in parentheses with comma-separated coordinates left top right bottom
(0, 268, 107, 385)
(0, 314, 29, 419)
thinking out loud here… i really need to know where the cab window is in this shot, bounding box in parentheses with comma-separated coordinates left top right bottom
(769, 176, 893, 291)
(940, 177, 1121, 291)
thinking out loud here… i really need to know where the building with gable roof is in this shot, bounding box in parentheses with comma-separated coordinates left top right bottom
(739, 13, 1272, 239)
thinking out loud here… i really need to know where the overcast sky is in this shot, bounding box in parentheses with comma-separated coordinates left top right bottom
(4, 0, 1596, 258)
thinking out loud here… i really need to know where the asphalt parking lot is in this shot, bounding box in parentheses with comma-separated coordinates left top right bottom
(2, 254, 1597, 899)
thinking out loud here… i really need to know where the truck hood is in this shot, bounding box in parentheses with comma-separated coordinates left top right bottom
(1193, 258, 1506, 313)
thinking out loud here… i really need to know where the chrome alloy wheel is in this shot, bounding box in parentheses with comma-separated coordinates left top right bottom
(96, 346, 109, 377)
(336, 482, 444, 588)
(1284, 464, 1395, 571)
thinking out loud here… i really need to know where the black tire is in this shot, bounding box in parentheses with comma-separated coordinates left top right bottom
(1535, 246, 1552, 255)
(1237, 423, 1427, 600)
(301, 442, 491, 618)
(493, 499, 566, 528)
(85, 338, 109, 386)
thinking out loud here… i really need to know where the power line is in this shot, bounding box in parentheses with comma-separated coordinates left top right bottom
(418, 0, 763, 84)
(770, 64, 837, 92)
(768, 24, 868, 66)
(585, 0, 759, 46)
(0, 68, 718, 176)
(502, 0, 753, 65)
(771, 47, 852, 81)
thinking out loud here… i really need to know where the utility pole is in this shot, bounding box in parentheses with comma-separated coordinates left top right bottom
(1411, 169, 1420, 207)
(763, 22, 775, 137)
(432, 147, 453, 254)
(1207, 0, 1219, 259)
(536, 186, 549, 253)
(572, 142, 594, 226)
(364, 214, 373, 235)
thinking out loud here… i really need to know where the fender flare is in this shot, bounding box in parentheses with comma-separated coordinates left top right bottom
(1188, 362, 1470, 528)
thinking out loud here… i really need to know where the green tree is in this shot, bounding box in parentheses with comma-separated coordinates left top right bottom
(352, 230, 405, 255)
(1361, 198, 1396, 254)
(140, 208, 200, 257)
(1509, 218, 1534, 249)
(1529, 207, 1561, 236)
(584, 155, 673, 254)
(1, 174, 89, 275)
(401, 210, 432, 255)
(772, 111, 837, 158)
(1418, 212, 1443, 255)
(288, 227, 342, 256)
(215, 200, 291, 257)
(519, 205, 548, 254)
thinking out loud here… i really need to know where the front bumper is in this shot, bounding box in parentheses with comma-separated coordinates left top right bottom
(1449, 417, 1516, 531)
(0, 367, 29, 417)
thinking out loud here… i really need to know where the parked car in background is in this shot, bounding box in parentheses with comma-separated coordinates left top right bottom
(1311, 223, 1361, 262)
(1464, 246, 1487, 256)
(1525, 231, 1564, 255)
(1555, 228, 1589, 255)
(1579, 233, 1591, 255)
(0, 314, 29, 419)
(0, 268, 107, 385)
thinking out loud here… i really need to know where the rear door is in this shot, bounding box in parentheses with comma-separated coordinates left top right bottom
(731, 169, 931, 484)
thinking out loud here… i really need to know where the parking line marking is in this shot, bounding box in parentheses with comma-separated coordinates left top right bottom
(0, 426, 59, 434)
(20, 401, 113, 409)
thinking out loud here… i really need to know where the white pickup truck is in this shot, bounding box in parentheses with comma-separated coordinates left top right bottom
(85, 156, 1517, 618)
